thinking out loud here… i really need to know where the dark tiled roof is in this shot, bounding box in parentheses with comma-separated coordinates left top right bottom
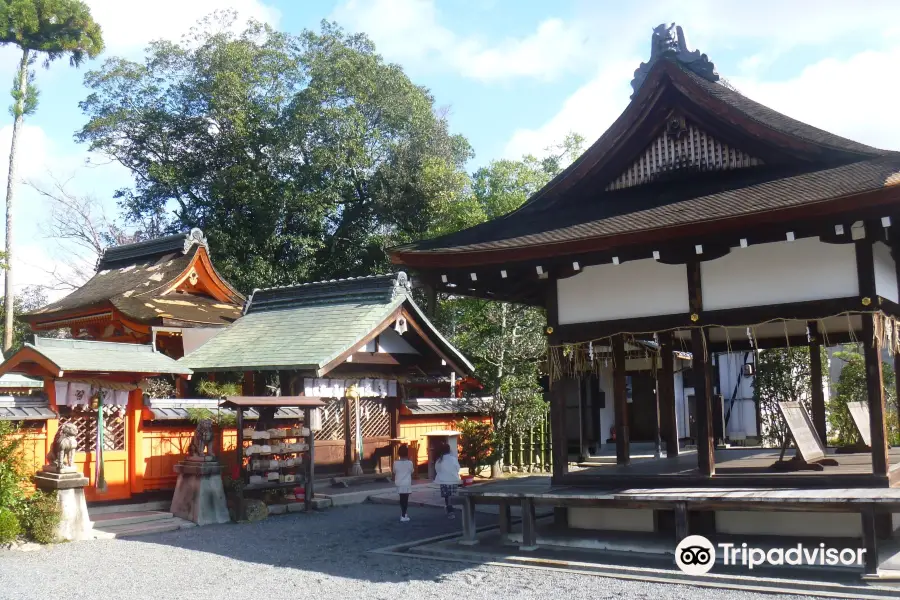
(143, 398, 303, 421)
(246, 273, 411, 314)
(403, 397, 484, 415)
(682, 68, 886, 157)
(112, 293, 242, 326)
(0, 396, 55, 420)
(97, 229, 207, 270)
(395, 156, 900, 256)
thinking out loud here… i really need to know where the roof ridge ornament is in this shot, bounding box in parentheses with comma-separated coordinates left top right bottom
(630, 23, 718, 98)
(184, 228, 208, 254)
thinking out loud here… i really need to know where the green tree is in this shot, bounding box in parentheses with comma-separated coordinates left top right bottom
(0, 0, 103, 352)
(77, 13, 470, 292)
(429, 134, 584, 475)
(0, 284, 48, 356)
(752, 347, 815, 447)
(827, 345, 897, 446)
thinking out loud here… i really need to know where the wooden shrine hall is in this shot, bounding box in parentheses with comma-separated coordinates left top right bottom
(390, 23, 900, 493)
(22, 228, 244, 358)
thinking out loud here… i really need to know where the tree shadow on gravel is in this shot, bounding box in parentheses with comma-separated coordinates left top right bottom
(125, 502, 498, 584)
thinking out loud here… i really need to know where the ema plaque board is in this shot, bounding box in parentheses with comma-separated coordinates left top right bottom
(777, 401, 826, 462)
(847, 401, 872, 447)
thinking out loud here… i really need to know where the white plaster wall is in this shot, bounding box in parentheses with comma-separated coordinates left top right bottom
(376, 328, 419, 354)
(568, 507, 656, 532)
(874, 241, 898, 303)
(716, 511, 861, 538)
(701, 238, 858, 311)
(557, 260, 688, 324)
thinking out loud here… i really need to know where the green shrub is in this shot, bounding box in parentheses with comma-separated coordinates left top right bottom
(454, 418, 499, 477)
(0, 507, 21, 543)
(0, 421, 27, 515)
(19, 490, 60, 544)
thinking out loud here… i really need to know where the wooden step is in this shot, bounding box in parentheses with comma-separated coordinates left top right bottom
(90, 511, 173, 528)
(93, 517, 195, 539)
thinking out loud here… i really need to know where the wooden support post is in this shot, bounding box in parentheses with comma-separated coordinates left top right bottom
(894, 237, 900, 424)
(520, 497, 537, 551)
(688, 261, 715, 476)
(579, 376, 591, 461)
(253, 372, 267, 396)
(304, 407, 315, 511)
(343, 397, 353, 476)
(659, 332, 679, 458)
(460, 496, 478, 546)
(554, 506, 568, 527)
(236, 407, 245, 520)
(424, 284, 437, 319)
(862, 506, 879, 576)
(808, 321, 827, 444)
(674, 502, 689, 544)
(242, 371, 253, 396)
(498, 501, 512, 543)
(612, 334, 630, 466)
(175, 376, 188, 399)
(549, 378, 567, 480)
(857, 236, 890, 477)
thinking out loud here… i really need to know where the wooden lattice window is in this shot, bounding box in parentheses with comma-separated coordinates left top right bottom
(352, 398, 390, 439)
(58, 408, 126, 452)
(314, 398, 346, 441)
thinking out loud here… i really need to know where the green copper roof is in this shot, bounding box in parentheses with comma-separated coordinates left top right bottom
(18, 337, 192, 375)
(181, 272, 475, 375)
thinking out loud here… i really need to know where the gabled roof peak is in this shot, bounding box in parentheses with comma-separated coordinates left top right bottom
(631, 23, 718, 98)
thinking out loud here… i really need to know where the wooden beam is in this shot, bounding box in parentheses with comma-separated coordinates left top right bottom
(857, 235, 890, 477)
(546, 279, 568, 481)
(808, 321, 827, 444)
(242, 371, 253, 396)
(659, 332, 679, 458)
(688, 261, 715, 476)
(612, 334, 630, 466)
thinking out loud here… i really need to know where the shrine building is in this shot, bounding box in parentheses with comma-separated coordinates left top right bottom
(390, 24, 900, 568)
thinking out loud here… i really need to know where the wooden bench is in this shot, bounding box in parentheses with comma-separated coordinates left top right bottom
(458, 485, 900, 575)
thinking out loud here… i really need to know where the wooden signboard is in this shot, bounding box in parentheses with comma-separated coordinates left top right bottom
(847, 401, 872, 447)
(777, 401, 827, 463)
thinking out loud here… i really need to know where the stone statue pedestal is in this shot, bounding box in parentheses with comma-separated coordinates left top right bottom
(34, 468, 93, 541)
(170, 456, 230, 526)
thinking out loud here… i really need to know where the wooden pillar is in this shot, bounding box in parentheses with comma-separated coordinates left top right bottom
(424, 284, 437, 319)
(242, 372, 254, 396)
(659, 332, 679, 458)
(128, 389, 144, 494)
(44, 379, 58, 468)
(303, 407, 314, 511)
(343, 396, 353, 475)
(612, 334, 630, 466)
(687, 261, 715, 476)
(808, 321, 827, 444)
(893, 238, 900, 434)
(857, 235, 890, 477)
(175, 377, 188, 399)
(546, 277, 567, 480)
(253, 372, 267, 396)
(579, 376, 591, 460)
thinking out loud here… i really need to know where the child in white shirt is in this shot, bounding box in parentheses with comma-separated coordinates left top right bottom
(393, 444, 414, 522)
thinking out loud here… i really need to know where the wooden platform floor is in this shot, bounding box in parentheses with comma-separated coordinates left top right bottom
(570, 447, 900, 478)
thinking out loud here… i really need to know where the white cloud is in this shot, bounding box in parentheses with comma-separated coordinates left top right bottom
(332, 0, 592, 82)
(503, 58, 637, 159)
(85, 0, 280, 54)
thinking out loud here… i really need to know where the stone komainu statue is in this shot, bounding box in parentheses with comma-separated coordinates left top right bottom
(47, 422, 79, 470)
(189, 418, 214, 457)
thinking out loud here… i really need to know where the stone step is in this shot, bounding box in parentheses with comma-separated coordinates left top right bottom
(88, 500, 170, 516)
(93, 517, 195, 539)
(89, 510, 174, 528)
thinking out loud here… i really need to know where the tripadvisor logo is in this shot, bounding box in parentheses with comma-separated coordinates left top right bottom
(675, 535, 867, 574)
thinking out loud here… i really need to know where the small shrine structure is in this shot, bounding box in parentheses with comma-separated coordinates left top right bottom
(181, 272, 484, 475)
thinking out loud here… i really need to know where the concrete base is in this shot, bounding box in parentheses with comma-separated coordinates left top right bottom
(170, 459, 230, 526)
(34, 470, 93, 541)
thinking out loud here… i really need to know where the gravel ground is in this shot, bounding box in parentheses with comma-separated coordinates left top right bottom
(0, 503, 838, 600)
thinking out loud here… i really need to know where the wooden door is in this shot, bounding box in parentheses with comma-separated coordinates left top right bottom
(627, 372, 658, 442)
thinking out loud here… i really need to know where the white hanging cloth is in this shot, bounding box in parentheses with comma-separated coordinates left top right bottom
(54, 381, 69, 406)
(66, 382, 92, 406)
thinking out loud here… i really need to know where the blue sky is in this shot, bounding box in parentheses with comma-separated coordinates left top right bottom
(3, 0, 900, 300)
